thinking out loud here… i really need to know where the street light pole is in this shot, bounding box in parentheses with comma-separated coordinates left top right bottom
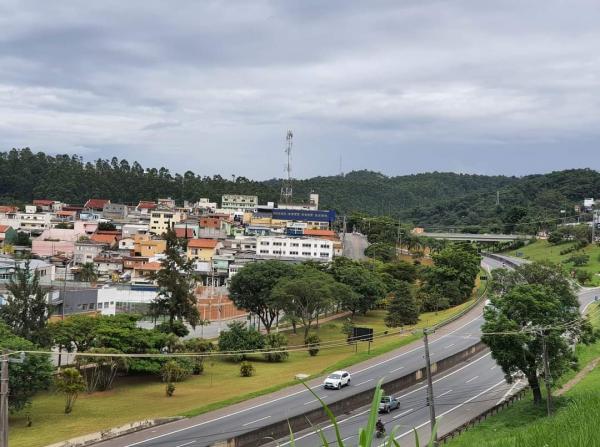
(0, 350, 9, 447)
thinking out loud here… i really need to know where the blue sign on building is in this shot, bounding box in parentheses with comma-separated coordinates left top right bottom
(272, 209, 336, 223)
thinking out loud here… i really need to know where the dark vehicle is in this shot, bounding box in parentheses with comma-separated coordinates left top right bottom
(379, 395, 400, 413)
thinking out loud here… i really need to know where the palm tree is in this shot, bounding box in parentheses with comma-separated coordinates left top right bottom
(79, 262, 98, 284)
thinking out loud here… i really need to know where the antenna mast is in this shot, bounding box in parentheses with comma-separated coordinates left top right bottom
(280, 130, 293, 204)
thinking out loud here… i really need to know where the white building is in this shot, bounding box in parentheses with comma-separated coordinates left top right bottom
(221, 194, 258, 212)
(256, 236, 333, 261)
(96, 287, 158, 316)
(0, 212, 53, 234)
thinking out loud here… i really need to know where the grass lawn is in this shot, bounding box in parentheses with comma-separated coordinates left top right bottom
(446, 304, 600, 447)
(503, 240, 600, 286)
(10, 297, 482, 447)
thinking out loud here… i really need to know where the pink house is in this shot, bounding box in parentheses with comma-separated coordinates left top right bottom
(31, 221, 98, 257)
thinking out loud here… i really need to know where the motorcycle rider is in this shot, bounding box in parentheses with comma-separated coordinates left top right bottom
(376, 418, 385, 434)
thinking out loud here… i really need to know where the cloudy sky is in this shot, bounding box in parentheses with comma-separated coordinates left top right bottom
(1, 0, 599, 179)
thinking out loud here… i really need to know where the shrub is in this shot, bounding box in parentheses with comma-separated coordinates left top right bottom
(566, 254, 590, 266)
(240, 361, 255, 377)
(155, 320, 189, 337)
(181, 338, 213, 374)
(575, 269, 592, 285)
(305, 333, 320, 357)
(218, 321, 264, 362)
(160, 359, 192, 397)
(54, 368, 86, 414)
(263, 332, 289, 362)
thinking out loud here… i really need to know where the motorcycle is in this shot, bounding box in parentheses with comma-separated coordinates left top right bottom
(375, 424, 386, 439)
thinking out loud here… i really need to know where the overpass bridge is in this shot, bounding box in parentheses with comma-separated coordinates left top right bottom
(419, 232, 533, 242)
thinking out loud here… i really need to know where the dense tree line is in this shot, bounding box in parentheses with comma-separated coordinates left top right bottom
(2, 149, 600, 231)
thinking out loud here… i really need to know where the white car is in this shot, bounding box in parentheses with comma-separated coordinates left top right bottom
(323, 370, 351, 390)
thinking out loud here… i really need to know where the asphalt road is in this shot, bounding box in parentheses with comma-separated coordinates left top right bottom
(94, 255, 598, 447)
(342, 232, 369, 260)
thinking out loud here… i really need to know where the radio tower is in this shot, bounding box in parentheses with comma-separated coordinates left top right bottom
(280, 130, 293, 204)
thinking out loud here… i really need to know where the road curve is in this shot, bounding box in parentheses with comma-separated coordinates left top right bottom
(93, 256, 597, 447)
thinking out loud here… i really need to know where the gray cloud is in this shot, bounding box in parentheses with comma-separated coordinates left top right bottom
(0, 0, 599, 179)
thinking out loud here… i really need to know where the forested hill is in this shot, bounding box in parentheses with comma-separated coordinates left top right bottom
(1, 148, 599, 231)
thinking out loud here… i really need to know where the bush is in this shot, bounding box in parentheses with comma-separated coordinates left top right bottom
(155, 320, 189, 337)
(218, 321, 264, 362)
(240, 361, 255, 377)
(575, 269, 592, 285)
(160, 359, 193, 384)
(263, 333, 289, 362)
(305, 333, 320, 357)
(566, 254, 590, 266)
(180, 338, 213, 374)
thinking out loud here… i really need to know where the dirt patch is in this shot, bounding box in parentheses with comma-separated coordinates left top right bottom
(555, 356, 600, 396)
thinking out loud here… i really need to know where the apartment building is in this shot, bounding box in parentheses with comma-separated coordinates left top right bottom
(221, 194, 258, 212)
(256, 236, 333, 261)
(150, 208, 185, 235)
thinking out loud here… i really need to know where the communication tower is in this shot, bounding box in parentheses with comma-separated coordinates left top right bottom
(280, 130, 293, 204)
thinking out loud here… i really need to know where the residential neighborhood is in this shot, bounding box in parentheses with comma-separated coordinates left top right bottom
(0, 192, 342, 321)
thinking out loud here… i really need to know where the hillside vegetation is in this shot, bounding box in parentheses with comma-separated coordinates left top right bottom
(1, 148, 600, 230)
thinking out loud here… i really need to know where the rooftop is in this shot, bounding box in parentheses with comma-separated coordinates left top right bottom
(187, 238, 219, 249)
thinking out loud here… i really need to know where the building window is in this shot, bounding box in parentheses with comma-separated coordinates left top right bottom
(302, 252, 311, 256)
(320, 253, 329, 258)
(260, 241, 269, 246)
(290, 251, 298, 255)
(320, 244, 329, 249)
(260, 250, 269, 254)
(273, 250, 281, 255)
(302, 243, 311, 248)
(291, 243, 299, 247)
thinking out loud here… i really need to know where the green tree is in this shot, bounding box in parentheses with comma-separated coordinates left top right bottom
(385, 281, 419, 327)
(97, 222, 116, 231)
(364, 242, 396, 262)
(218, 320, 264, 362)
(14, 232, 31, 247)
(483, 262, 591, 404)
(263, 332, 289, 362)
(48, 314, 100, 353)
(228, 260, 295, 333)
(419, 243, 481, 310)
(149, 229, 200, 331)
(0, 322, 53, 413)
(79, 262, 98, 283)
(566, 254, 589, 266)
(272, 268, 337, 339)
(1, 260, 51, 346)
(55, 367, 86, 414)
(160, 360, 192, 397)
(378, 261, 418, 284)
(329, 258, 387, 316)
(76, 348, 128, 393)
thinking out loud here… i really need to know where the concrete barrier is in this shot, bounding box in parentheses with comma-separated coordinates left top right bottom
(220, 342, 488, 447)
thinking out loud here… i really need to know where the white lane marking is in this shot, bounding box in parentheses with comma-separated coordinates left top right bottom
(175, 442, 195, 447)
(436, 389, 452, 398)
(490, 365, 497, 370)
(356, 379, 374, 386)
(242, 416, 271, 427)
(389, 366, 405, 373)
(392, 379, 507, 442)
(352, 315, 483, 375)
(444, 343, 455, 349)
(125, 317, 486, 447)
(392, 408, 414, 420)
(285, 352, 493, 447)
(279, 408, 372, 446)
(303, 396, 327, 406)
(466, 376, 479, 383)
(496, 379, 521, 405)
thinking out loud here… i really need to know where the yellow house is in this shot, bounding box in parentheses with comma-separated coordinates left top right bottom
(133, 234, 167, 257)
(187, 238, 220, 261)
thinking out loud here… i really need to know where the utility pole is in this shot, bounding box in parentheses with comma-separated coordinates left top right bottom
(0, 349, 8, 447)
(541, 331, 552, 417)
(396, 218, 402, 258)
(423, 329, 437, 443)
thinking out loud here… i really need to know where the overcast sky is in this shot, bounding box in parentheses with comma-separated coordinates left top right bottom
(1, 1, 599, 179)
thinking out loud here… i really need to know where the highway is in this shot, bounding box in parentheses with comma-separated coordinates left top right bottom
(94, 255, 598, 447)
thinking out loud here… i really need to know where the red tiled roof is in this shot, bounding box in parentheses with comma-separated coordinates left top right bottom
(187, 238, 219, 249)
(136, 261, 162, 271)
(137, 201, 157, 209)
(0, 225, 12, 233)
(304, 229, 336, 237)
(0, 206, 18, 213)
(175, 228, 194, 238)
(33, 199, 54, 206)
(62, 205, 83, 212)
(84, 199, 110, 209)
(91, 233, 118, 245)
(56, 210, 76, 217)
